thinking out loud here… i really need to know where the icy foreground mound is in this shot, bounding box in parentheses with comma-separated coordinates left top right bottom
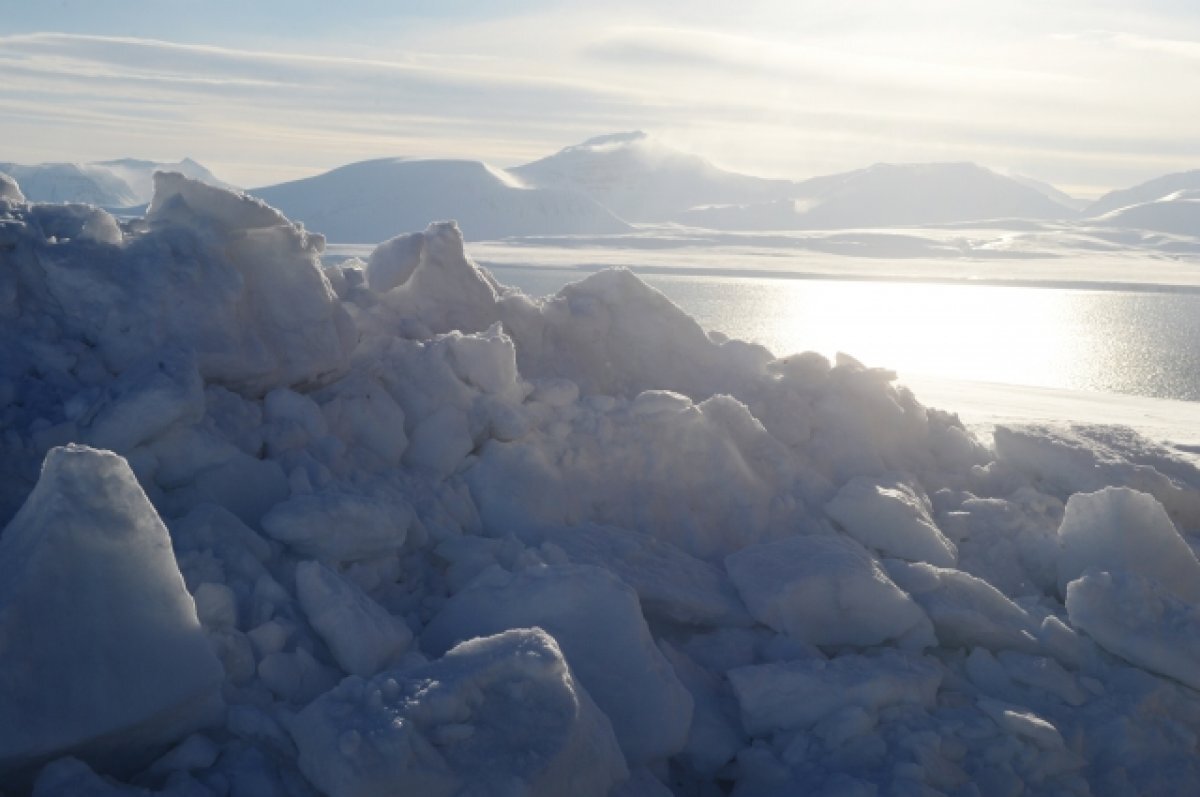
(0, 446, 223, 783)
(4, 174, 1200, 795)
(292, 628, 627, 797)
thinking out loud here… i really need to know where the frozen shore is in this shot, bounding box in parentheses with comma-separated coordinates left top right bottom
(3, 172, 1200, 796)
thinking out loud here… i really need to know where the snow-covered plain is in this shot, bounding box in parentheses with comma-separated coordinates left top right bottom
(5, 171, 1200, 796)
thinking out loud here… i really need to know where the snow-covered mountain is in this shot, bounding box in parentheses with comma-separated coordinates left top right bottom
(0, 158, 228, 208)
(793, 162, 1080, 227)
(1005, 173, 1088, 212)
(514, 134, 1078, 229)
(1091, 189, 1200, 236)
(1086, 169, 1200, 217)
(94, 158, 232, 206)
(510, 131, 798, 222)
(678, 162, 1079, 230)
(250, 158, 631, 243)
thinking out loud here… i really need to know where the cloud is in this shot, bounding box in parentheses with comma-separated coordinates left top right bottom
(0, 32, 651, 184)
(1101, 31, 1200, 61)
(1, 5, 1199, 195)
(0, 32, 626, 104)
(587, 24, 1078, 95)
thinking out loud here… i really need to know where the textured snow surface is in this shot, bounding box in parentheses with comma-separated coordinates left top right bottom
(0, 446, 224, 784)
(4, 172, 1200, 795)
(291, 628, 627, 797)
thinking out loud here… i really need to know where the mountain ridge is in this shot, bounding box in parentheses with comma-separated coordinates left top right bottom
(10, 134, 1197, 239)
(249, 156, 631, 243)
(0, 158, 230, 208)
(1086, 169, 1200, 217)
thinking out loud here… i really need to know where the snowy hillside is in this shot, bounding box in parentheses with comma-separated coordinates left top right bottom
(1006, 173, 1088, 212)
(95, 158, 233, 206)
(513, 135, 1079, 230)
(0, 157, 228, 208)
(4, 171, 1200, 794)
(1091, 189, 1200, 236)
(1086, 168, 1200, 217)
(795, 162, 1076, 228)
(511, 131, 799, 222)
(677, 163, 1077, 230)
(251, 157, 631, 242)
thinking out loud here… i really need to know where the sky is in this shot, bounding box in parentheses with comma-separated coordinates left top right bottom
(2, 0, 1199, 196)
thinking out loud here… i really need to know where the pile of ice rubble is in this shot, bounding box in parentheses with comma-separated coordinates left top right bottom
(3, 171, 1200, 797)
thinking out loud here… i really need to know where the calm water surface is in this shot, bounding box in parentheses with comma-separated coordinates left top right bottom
(487, 265, 1200, 402)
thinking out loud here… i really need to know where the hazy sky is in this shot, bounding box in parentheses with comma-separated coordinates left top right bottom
(3, 0, 1199, 196)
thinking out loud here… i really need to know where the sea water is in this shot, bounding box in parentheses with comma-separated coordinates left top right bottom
(487, 264, 1200, 402)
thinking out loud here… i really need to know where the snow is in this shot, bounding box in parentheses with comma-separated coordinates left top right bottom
(420, 564, 694, 765)
(511, 131, 797, 223)
(260, 489, 413, 562)
(0, 157, 229, 208)
(901, 375, 1200, 447)
(295, 560, 413, 677)
(1066, 569, 1200, 690)
(728, 650, 942, 735)
(511, 134, 1084, 230)
(676, 162, 1080, 231)
(527, 523, 753, 627)
(1094, 190, 1200, 236)
(825, 475, 958, 567)
(465, 389, 797, 561)
(977, 698, 1067, 752)
(724, 534, 935, 649)
(250, 157, 630, 243)
(0, 172, 24, 204)
(790, 162, 1078, 228)
(265, 134, 1092, 237)
(291, 628, 628, 797)
(4, 169, 1200, 795)
(79, 347, 205, 453)
(885, 561, 1041, 653)
(1056, 487, 1200, 602)
(1085, 167, 1200, 216)
(0, 445, 223, 783)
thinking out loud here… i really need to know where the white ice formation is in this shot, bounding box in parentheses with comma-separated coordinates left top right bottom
(2, 172, 1200, 795)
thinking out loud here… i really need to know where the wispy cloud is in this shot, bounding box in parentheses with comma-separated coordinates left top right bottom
(587, 25, 1083, 97)
(2, 2, 1199, 196)
(0, 32, 654, 184)
(1095, 31, 1200, 61)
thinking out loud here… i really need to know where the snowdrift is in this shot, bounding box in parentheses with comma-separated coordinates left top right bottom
(4, 174, 1200, 795)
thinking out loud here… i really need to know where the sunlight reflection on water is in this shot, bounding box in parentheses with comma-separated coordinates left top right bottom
(488, 265, 1200, 402)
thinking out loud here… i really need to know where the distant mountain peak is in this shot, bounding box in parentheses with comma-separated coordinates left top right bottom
(97, 158, 157, 168)
(1086, 168, 1200, 217)
(0, 157, 231, 208)
(513, 132, 796, 221)
(864, 161, 989, 174)
(249, 156, 629, 242)
(573, 131, 649, 150)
